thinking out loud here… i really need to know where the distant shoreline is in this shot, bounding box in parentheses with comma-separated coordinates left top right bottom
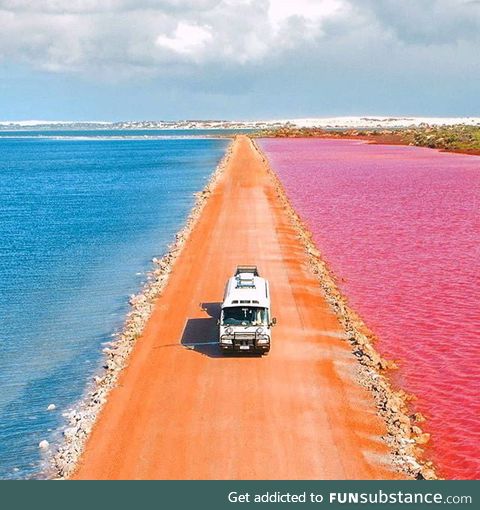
(1, 116, 479, 132)
(255, 126, 480, 157)
(3, 121, 479, 157)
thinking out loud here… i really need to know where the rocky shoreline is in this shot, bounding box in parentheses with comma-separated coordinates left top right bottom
(51, 141, 234, 479)
(251, 138, 438, 480)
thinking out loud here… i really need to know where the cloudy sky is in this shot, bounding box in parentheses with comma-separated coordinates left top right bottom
(0, 0, 479, 120)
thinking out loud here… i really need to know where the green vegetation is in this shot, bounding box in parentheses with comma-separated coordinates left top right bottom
(255, 126, 328, 138)
(255, 125, 480, 154)
(402, 125, 480, 152)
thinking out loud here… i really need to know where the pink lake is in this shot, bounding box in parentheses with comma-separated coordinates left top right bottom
(260, 138, 480, 480)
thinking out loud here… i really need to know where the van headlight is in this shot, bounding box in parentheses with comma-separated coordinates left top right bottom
(256, 326, 264, 334)
(257, 335, 270, 344)
(220, 336, 233, 344)
(225, 326, 233, 335)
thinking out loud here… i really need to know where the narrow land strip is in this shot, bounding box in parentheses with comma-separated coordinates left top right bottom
(73, 136, 404, 479)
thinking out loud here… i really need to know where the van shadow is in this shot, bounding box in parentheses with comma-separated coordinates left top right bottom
(180, 302, 262, 358)
(180, 302, 221, 358)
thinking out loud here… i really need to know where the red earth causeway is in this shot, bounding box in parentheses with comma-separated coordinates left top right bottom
(72, 136, 402, 480)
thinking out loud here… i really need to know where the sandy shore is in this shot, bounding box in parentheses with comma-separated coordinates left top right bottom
(54, 136, 435, 480)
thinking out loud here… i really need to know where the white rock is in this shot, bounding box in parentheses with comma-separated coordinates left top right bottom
(63, 427, 77, 439)
(47, 404, 56, 411)
(39, 440, 49, 449)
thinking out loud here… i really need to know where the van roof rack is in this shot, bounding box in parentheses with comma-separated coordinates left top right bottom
(235, 265, 259, 277)
(235, 275, 255, 289)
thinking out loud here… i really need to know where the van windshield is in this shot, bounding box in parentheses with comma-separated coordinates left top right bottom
(222, 306, 268, 326)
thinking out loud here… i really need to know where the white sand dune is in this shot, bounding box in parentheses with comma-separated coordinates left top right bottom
(1, 116, 479, 130)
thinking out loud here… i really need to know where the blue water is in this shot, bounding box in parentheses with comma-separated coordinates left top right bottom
(0, 128, 253, 139)
(0, 133, 229, 479)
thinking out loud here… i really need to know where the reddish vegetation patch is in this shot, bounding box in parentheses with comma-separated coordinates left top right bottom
(261, 138, 480, 480)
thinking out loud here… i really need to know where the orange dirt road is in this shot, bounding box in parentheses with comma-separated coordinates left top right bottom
(73, 136, 402, 480)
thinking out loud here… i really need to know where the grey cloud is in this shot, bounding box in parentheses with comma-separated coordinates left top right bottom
(0, 0, 331, 75)
(0, 0, 478, 87)
(0, 0, 221, 14)
(361, 0, 480, 45)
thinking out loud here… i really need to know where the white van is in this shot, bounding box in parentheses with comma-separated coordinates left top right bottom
(219, 266, 276, 354)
